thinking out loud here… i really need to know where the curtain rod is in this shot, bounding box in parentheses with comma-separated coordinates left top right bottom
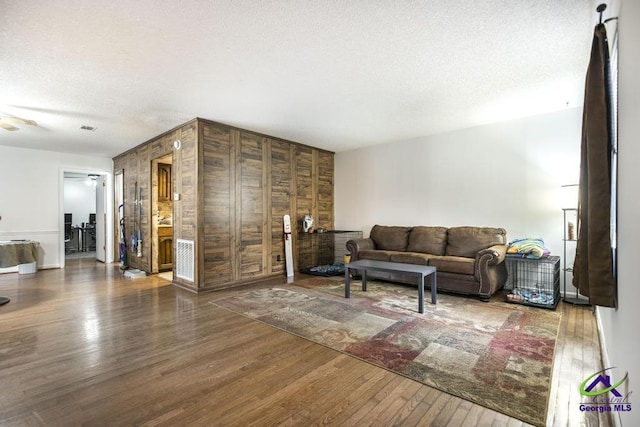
(597, 3, 618, 25)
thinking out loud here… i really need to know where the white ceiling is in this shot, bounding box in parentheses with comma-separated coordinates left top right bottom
(1, 1, 604, 158)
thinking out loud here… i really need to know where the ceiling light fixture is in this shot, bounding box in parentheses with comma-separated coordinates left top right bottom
(0, 115, 37, 131)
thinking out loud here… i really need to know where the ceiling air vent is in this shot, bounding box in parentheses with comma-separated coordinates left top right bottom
(80, 125, 97, 131)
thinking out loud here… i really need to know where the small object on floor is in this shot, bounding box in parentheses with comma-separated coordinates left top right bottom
(309, 263, 345, 275)
(124, 269, 146, 279)
(507, 288, 556, 307)
(0, 297, 10, 305)
(506, 293, 524, 303)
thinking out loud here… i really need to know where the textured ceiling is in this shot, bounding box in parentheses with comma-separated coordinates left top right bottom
(0, 1, 605, 157)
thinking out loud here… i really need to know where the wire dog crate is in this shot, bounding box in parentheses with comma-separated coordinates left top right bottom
(298, 230, 363, 276)
(504, 256, 560, 309)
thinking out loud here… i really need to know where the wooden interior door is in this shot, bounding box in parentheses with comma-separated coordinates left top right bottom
(158, 231, 173, 271)
(158, 163, 172, 200)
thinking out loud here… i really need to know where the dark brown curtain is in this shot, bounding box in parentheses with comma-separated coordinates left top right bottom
(572, 23, 617, 308)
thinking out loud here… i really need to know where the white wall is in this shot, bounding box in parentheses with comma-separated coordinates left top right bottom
(64, 177, 97, 227)
(0, 145, 112, 270)
(597, 1, 640, 426)
(336, 107, 582, 291)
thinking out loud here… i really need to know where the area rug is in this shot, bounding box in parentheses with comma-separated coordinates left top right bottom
(212, 277, 560, 426)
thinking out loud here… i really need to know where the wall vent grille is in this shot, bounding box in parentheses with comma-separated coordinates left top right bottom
(176, 239, 195, 282)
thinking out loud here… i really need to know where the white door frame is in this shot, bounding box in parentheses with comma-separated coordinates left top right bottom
(95, 175, 106, 262)
(59, 168, 114, 268)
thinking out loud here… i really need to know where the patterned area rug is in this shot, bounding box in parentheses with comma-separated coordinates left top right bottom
(212, 277, 560, 426)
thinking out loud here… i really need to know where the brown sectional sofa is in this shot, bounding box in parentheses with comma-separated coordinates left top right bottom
(346, 225, 508, 301)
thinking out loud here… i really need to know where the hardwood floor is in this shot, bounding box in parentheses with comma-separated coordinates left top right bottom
(0, 260, 612, 426)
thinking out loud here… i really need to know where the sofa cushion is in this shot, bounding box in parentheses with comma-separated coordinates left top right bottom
(359, 250, 398, 262)
(445, 227, 507, 258)
(406, 226, 448, 255)
(370, 225, 412, 251)
(429, 256, 476, 275)
(389, 252, 434, 265)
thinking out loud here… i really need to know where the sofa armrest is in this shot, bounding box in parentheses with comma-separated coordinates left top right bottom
(475, 244, 507, 266)
(346, 238, 375, 261)
(474, 244, 508, 299)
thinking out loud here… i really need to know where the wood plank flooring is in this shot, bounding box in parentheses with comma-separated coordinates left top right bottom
(0, 259, 612, 426)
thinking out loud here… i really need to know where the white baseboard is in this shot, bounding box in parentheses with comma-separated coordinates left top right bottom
(595, 307, 611, 370)
(594, 307, 625, 427)
(1, 264, 60, 274)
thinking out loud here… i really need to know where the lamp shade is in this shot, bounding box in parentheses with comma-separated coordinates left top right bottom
(560, 184, 579, 209)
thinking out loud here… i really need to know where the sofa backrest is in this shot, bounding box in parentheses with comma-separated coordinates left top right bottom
(406, 226, 448, 255)
(445, 226, 507, 258)
(370, 225, 412, 251)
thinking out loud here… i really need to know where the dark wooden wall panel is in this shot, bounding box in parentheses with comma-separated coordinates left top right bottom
(270, 140, 291, 274)
(295, 145, 314, 226)
(294, 145, 314, 267)
(176, 124, 197, 241)
(113, 121, 197, 291)
(173, 122, 198, 290)
(149, 133, 174, 162)
(202, 123, 234, 288)
(238, 132, 266, 279)
(317, 150, 334, 229)
(136, 144, 151, 269)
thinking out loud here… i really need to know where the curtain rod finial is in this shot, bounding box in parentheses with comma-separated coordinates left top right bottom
(596, 4, 607, 24)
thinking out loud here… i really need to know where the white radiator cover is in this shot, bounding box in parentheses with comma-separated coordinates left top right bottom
(175, 239, 195, 282)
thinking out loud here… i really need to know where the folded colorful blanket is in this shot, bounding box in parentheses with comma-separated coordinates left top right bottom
(507, 237, 550, 259)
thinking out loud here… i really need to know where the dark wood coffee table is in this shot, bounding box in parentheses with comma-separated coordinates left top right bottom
(344, 259, 437, 314)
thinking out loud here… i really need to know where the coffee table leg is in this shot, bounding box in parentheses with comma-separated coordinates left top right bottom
(362, 270, 367, 292)
(345, 266, 351, 298)
(431, 272, 437, 304)
(418, 274, 425, 314)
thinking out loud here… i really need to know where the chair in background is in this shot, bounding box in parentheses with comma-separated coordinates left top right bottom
(87, 213, 97, 251)
(64, 213, 73, 254)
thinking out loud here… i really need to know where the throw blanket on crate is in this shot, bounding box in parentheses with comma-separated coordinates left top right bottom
(507, 237, 550, 259)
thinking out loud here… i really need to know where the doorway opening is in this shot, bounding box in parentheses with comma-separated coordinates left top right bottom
(151, 154, 173, 274)
(114, 171, 124, 267)
(62, 171, 111, 265)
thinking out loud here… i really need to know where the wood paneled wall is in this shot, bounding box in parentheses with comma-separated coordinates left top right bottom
(200, 121, 334, 291)
(114, 118, 334, 292)
(270, 140, 293, 276)
(201, 124, 233, 287)
(114, 122, 196, 289)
